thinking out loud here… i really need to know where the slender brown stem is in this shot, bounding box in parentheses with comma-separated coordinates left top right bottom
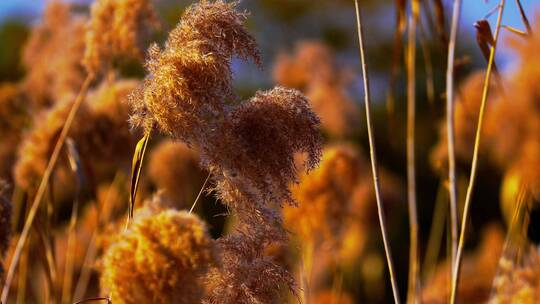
(1, 74, 94, 303)
(449, 2, 505, 303)
(189, 173, 211, 214)
(354, 1, 400, 303)
(446, 0, 462, 285)
(406, 6, 420, 302)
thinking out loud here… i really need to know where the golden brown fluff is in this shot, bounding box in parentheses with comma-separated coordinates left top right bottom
(484, 25, 540, 201)
(147, 140, 205, 208)
(83, 0, 159, 75)
(284, 144, 363, 243)
(422, 224, 504, 303)
(101, 208, 215, 304)
(204, 224, 297, 304)
(206, 87, 322, 206)
(129, 0, 260, 142)
(13, 98, 91, 192)
(273, 41, 359, 137)
(490, 246, 540, 304)
(22, 1, 87, 108)
(430, 71, 497, 174)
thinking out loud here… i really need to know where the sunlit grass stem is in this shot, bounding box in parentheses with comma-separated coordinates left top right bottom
(354, 1, 400, 302)
(450, 1, 505, 303)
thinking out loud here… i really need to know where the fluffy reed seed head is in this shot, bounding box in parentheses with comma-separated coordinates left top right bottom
(84, 0, 159, 75)
(283, 144, 362, 243)
(22, 1, 87, 108)
(101, 208, 215, 304)
(490, 246, 540, 304)
(129, 0, 260, 142)
(207, 87, 322, 207)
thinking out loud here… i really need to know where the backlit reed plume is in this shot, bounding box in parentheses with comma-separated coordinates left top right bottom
(148, 140, 205, 208)
(422, 224, 504, 303)
(22, 1, 87, 108)
(129, 2, 322, 303)
(273, 41, 359, 137)
(83, 0, 159, 76)
(490, 246, 540, 303)
(13, 98, 91, 192)
(101, 202, 215, 304)
(129, 0, 260, 142)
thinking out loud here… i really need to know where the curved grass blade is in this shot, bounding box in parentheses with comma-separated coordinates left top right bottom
(129, 131, 151, 220)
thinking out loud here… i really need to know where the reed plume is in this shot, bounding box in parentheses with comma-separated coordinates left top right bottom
(83, 0, 159, 76)
(101, 203, 215, 304)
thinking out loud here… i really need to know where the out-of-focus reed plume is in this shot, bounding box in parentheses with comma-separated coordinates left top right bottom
(84, 0, 159, 76)
(422, 224, 504, 303)
(147, 140, 205, 208)
(490, 246, 540, 303)
(312, 290, 354, 304)
(431, 71, 497, 174)
(485, 22, 540, 201)
(273, 41, 359, 137)
(101, 202, 215, 304)
(22, 1, 87, 109)
(129, 0, 260, 141)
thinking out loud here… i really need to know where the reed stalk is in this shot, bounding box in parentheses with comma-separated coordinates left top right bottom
(450, 1, 505, 302)
(354, 1, 400, 302)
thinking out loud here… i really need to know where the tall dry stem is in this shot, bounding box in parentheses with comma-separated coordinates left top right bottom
(445, 0, 462, 284)
(354, 1, 400, 303)
(406, 3, 420, 302)
(450, 1, 505, 303)
(1, 74, 94, 303)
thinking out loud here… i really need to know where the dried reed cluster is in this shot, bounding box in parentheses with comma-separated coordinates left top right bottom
(84, 0, 159, 75)
(101, 201, 215, 304)
(128, 1, 322, 303)
(273, 41, 359, 137)
(490, 246, 540, 303)
(422, 225, 504, 303)
(22, 1, 87, 109)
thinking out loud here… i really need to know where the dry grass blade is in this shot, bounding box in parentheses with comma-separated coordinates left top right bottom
(354, 1, 401, 303)
(515, 0, 532, 35)
(62, 138, 84, 304)
(387, 0, 407, 119)
(432, 0, 448, 45)
(128, 131, 151, 219)
(1, 74, 94, 304)
(450, 2, 506, 303)
(422, 180, 448, 283)
(474, 20, 499, 76)
(446, 0, 462, 285)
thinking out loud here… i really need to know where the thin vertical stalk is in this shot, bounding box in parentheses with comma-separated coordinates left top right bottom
(1, 74, 95, 303)
(445, 0, 462, 284)
(450, 2, 505, 303)
(354, 2, 400, 303)
(515, 0, 532, 35)
(406, 7, 420, 303)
